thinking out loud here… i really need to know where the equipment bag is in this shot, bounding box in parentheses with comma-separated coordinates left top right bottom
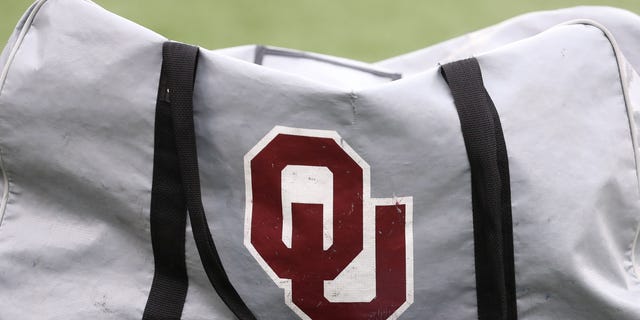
(2, 1, 640, 319)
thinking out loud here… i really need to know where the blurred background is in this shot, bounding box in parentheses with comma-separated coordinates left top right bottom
(1, 0, 639, 62)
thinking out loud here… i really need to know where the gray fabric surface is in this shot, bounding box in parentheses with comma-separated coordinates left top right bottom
(1, 1, 640, 319)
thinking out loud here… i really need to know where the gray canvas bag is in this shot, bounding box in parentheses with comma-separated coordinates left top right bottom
(2, 1, 640, 319)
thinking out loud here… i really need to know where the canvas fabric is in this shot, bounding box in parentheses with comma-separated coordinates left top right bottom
(1, 1, 640, 319)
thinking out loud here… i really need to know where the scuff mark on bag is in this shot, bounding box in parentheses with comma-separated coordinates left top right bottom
(349, 91, 358, 125)
(94, 295, 114, 314)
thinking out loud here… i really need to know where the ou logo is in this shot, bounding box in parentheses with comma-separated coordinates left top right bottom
(244, 126, 414, 320)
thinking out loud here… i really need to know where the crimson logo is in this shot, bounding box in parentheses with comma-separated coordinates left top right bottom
(244, 126, 413, 319)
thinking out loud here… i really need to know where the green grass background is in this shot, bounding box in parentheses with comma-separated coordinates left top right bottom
(1, 0, 639, 62)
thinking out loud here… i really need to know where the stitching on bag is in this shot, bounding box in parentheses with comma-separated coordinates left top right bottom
(632, 223, 640, 279)
(0, 0, 101, 229)
(0, 0, 49, 96)
(0, 0, 43, 229)
(561, 20, 640, 279)
(0, 147, 11, 230)
(254, 45, 402, 81)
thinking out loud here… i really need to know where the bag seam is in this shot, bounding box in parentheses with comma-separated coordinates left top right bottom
(560, 20, 640, 280)
(0, 0, 51, 96)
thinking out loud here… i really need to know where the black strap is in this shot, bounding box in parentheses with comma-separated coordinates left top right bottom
(490, 81, 517, 320)
(144, 42, 256, 320)
(143, 44, 189, 320)
(441, 58, 517, 320)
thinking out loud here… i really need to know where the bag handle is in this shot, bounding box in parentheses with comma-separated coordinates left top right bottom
(441, 58, 517, 320)
(144, 42, 256, 320)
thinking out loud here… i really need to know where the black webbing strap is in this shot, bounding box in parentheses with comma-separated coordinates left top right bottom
(441, 58, 517, 320)
(490, 78, 517, 320)
(143, 43, 189, 320)
(144, 42, 256, 320)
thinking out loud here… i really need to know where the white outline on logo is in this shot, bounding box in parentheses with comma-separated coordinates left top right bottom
(244, 126, 414, 320)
